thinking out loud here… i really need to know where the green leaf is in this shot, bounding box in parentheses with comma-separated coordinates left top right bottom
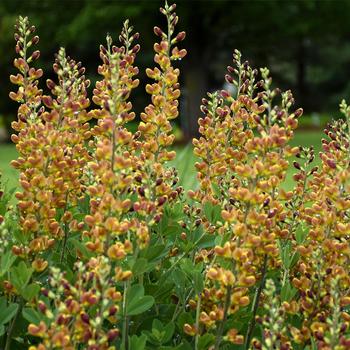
(140, 244, 167, 263)
(281, 280, 297, 302)
(0, 302, 19, 325)
(0, 297, 6, 310)
(171, 268, 188, 287)
(196, 234, 216, 250)
(203, 201, 222, 224)
(193, 270, 204, 294)
(126, 284, 154, 316)
(198, 334, 215, 350)
(173, 340, 192, 350)
(22, 308, 42, 325)
(310, 337, 318, 350)
(0, 324, 4, 336)
(152, 318, 163, 332)
(211, 183, 222, 198)
(127, 284, 144, 302)
(129, 334, 147, 350)
(21, 283, 40, 301)
(162, 321, 175, 344)
(177, 312, 194, 332)
(10, 261, 33, 292)
(290, 252, 300, 269)
(0, 250, 16, 277)
(132, 258, 154, 276)
(295, 227, 307, 244)
(78, 194, 90, 214)
(127, 295, 154, 316)
(150, 282, 174, 301)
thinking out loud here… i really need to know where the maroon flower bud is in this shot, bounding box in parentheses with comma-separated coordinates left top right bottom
(200, 105, 208, 114)
(340, 323, 347, 333)
(267, 209, 277, 218)
(132, 44, 140, 54)
(107, 329, 120, 342)
(315, 331, 324, 341)
(225, 74, 234, 84)
(256, 80, 264, 89)
(326, 158, 336, 169)
(263, 198, 270, 207)
(176, 186, 183, 194)
(46, 79, 56, 90)
(175, 31, 186, 42)
(41, 288, 49, 297)
(80, 312, 90, 324)
(109, 305, 117, 316)
(138, 187, 145, 197)
(201, 98, 208, 106)
(38, 301, 47, 313)
(294, 108, 303, 118)
(293, 161, 301, 170)
(154, 214, 162, 223)
(154, 26, 164, 37)
(220, 90, 230, 99)
(57, 314, 66, 325)
(157, 196, 167, 206)
(227, 66, 235, 74)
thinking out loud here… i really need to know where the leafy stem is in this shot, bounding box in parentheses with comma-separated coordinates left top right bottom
(244, 254, 268, 349)
(4, 299, 23, 350)
(214, 285, 232, 350)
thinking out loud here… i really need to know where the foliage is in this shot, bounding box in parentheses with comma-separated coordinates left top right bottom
(2, 2, 350, 350)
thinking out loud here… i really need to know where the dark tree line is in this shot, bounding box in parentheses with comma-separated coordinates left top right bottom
(1, 0, 350, 140)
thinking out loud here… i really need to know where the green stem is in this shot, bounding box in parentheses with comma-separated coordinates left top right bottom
(214, 285, 232, 350)
(59, 192, 70, 263)
(121, 280, 130, 350)
(194, 293, 201, 350)
(244, 255, 268, 350)
(4, 300, 23, 350)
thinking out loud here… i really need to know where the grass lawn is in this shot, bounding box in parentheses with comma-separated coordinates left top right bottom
(0, 143, 19, 190)
(0, 129, 324, 195)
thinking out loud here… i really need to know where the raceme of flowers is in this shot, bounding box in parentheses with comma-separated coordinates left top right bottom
(1, 3, 350, 350)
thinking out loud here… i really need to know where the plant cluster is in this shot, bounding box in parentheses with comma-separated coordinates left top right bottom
(1, 2, 350, 350)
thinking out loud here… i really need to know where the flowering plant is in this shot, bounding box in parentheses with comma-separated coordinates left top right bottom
(1, 2, 350, 350)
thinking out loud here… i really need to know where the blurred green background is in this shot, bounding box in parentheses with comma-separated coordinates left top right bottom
(0, 0, 348, 191)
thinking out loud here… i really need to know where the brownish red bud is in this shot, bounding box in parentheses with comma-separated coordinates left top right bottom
(294, 108, 303, 118)
(46, 79, 56, 90)
(326, 158, 336, 169)
(293, 161, 301, 170)
(175, 31, 186, 42)
(225, 74, 234, 84)
(132, 44, 140, 54)
(107, 329, 120, 342)
(31, 35, 39, 45)
(154, 26, 164, 37)
(221, 90, 230, 99)
(157, 196, 167, 206)
(80, 312, 90, 324)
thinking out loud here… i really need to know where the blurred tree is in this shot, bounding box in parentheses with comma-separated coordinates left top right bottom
(1, 0, 350, 140)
